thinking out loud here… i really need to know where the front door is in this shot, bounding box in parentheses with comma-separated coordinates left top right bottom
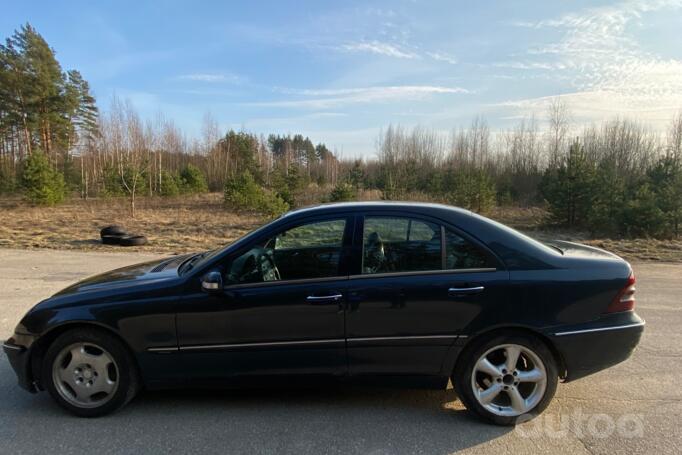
(346, 214, 509, 375)
(176, 216, 353, 380)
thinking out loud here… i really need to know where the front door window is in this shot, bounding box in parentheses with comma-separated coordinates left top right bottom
(226, 219, 347, 284)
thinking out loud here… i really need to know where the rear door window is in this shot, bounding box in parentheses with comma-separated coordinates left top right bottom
(362, 217, 441, 274)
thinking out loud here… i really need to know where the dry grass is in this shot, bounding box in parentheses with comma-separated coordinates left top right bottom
(0, 194, 680, 262)
(0, 193, 263, 254)
(490, 206, 682, 263)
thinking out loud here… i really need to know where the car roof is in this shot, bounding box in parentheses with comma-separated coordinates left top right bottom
(282, 201, 473, 218)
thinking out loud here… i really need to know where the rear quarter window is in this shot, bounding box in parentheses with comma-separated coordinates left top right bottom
(444, 228, 496, 270)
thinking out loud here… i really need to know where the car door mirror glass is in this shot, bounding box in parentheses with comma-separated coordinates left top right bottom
(201, 270, 223, 294)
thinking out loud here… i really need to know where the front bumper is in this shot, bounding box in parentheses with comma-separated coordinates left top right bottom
(3, 338, 36, 393)
(548, 312, 645, 382)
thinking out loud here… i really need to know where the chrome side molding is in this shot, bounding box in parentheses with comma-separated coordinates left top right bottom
(147, 334, 466, 352)
(554, 321, 645, 337)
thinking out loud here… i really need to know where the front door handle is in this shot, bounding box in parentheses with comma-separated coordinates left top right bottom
(448, 286, 485, 297)
(306, 294, 343, 304)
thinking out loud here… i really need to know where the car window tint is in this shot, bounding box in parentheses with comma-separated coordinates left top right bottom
(363, 217, 409, 242)
(226, 219, 346, 285)
(444, 228, 493, 269)
(362, 217, 441, 274)
(275, 220, 345, 249)
(408, 220, 436, 241)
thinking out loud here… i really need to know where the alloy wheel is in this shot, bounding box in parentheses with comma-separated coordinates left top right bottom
(51, 342, 119, 409)
(470, 343, 547, 417)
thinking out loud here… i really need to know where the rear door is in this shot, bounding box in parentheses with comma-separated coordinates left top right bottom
(346, 213, 508, 375)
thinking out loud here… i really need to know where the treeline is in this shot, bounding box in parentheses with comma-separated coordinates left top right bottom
(0, 25, 341, 215)
(88, 98, 340, 215)
(0, 24, 98, 192)
(364, 110, 682, 238)
(2, 24, 682, 238)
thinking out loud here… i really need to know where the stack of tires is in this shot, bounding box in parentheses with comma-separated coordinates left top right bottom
(100, 225, 147, 247)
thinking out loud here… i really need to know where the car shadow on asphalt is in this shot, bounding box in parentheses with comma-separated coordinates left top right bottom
(128, 385, 512, 453)
(1, 360, 512, 454)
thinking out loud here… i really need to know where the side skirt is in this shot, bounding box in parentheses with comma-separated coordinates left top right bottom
(144, 374, 450, 391)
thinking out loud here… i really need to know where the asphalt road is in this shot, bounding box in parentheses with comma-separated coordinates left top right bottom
(0, 248, 680, 455)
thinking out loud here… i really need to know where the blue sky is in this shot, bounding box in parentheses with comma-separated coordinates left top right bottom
(3, 0, 682, 157)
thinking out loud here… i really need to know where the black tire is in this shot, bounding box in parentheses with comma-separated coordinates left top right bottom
(119, 235, 147, 247)
(42, 328, 140, 417)
(100, 225, 127, 237)
(101, 235, 123, 245)
(453, 332, 558, 426)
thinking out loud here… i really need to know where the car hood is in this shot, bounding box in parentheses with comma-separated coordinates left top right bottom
(52, 253, 193, 297)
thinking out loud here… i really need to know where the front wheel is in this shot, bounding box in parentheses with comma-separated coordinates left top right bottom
(453, 334, 558, 425)
(42, 328, 139, 417)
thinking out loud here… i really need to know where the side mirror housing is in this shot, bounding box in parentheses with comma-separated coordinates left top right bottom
(201, 270, 223, 294)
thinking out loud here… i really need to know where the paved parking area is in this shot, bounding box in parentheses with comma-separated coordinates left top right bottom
(0, 249, 680, 454)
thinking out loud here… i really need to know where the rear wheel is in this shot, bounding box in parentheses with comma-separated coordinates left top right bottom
(453, 333, 558, 425)
(42, 328, 139, 417)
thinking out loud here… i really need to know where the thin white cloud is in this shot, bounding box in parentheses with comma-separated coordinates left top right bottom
(493, 61, 568, 71)
(282, 86, 468, 96)
(496, 89, 682, 125)
(236, 112, 349, 129)
(249, 85, 469, 109)
(177, 73, 242, 83)
(501, 0, 682, 129)
(339, 41, 419, 59)
(337, 41, 458, 65)
(426, 51, 458, 65)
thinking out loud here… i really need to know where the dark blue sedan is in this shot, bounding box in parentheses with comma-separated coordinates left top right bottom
(3, 202, 644, 425)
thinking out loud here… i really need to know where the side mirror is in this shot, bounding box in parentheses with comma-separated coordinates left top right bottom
(201, 270, 223, 294)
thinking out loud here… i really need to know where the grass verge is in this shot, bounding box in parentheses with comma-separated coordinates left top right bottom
(0, 194, 680, 262)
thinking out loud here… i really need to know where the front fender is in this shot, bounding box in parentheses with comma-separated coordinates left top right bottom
(18, 293, 179, 391)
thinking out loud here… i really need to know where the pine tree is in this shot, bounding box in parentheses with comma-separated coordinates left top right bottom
(647, 155, 682, 237)
(179, 164, 208, 194)
(9, 24, 69, 155)
(540, 141, 596, 227)
(1, 22, 96, 178)
(0, 28, 35, 155)
(21, 148, 65, 205)
(348, 160, 365, 189)
(65, 69, 99, 147)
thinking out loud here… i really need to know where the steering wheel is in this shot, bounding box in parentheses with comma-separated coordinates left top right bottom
(257, 249, 281, 282)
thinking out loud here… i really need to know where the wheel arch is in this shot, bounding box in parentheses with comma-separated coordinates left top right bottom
(29, 321, 142, 391)
(451, 326, 567, 381)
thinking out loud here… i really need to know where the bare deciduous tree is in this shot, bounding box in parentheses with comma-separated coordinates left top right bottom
(546, 98, 570, 168)
(100, 98, 150, 217)
(667, 110, 682, 159)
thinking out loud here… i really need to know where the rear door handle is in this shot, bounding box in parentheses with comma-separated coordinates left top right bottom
(306, 294, 343, 304)
(448, 286, 485, 297)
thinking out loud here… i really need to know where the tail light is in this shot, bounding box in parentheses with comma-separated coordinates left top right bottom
(604, 273, 636, 313)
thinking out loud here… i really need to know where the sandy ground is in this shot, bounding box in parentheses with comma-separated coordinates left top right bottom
(0, 248, 680, 454)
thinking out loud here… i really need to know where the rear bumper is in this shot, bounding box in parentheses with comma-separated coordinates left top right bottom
(548, 312, 645, 382)
(3, 338, 36, 393)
